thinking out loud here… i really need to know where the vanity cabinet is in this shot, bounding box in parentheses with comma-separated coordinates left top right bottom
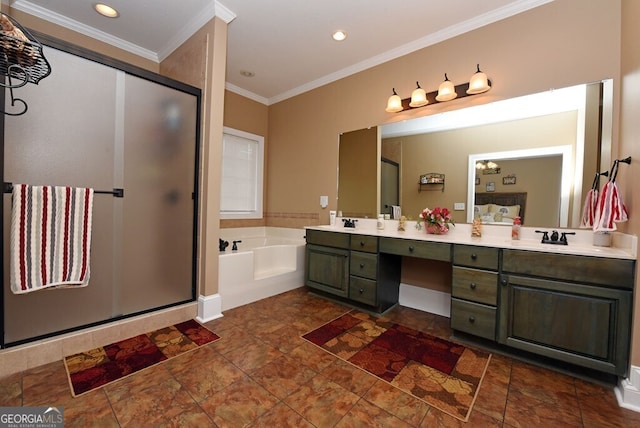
(305, 230, 350, 298)
(379, 237, 450, 261)
(349, 235, 379, 307)
(451, 245, 500, 340)
(305, 227, 636, 376)
(306, 231, 401, 312)
(499, 249, 634, 376)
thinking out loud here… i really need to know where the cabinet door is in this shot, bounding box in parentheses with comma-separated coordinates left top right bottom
(305, 244, 349, 297)
(499, 274, 632, 376)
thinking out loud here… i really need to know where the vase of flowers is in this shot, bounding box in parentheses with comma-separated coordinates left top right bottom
(419, 207, 455, 234)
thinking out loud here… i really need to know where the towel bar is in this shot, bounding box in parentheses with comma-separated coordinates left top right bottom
(3, 182, 124, 198)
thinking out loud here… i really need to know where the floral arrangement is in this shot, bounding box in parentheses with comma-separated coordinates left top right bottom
(418, 207, 455, 234)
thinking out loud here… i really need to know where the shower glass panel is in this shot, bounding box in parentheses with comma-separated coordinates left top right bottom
(3, 47, 118, 344)
(2, 44, 199, 346)
(119, 74, 196, 314)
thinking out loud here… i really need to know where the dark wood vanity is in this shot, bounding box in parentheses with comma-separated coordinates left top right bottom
(305, 227, 635, 376)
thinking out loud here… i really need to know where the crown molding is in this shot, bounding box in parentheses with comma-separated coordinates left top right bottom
(11, 0, 158, 61)
(225, 82, 269, 105)
(157, 1, 236, 62)
(11, 0, 237, 64)
(267, 0, 554, 105)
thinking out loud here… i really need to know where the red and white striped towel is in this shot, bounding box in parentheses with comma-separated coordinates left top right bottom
(10, 184, 94, 294)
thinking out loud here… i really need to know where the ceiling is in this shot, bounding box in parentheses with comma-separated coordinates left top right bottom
(6, 0, 551, 105)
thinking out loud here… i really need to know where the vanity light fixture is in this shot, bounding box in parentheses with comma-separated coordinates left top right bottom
(94, 3, 119, 18)
(409, 82, 428, 107)
(385, 64, 491, 113)
(436, 74, 457, 102)
(467, 64, 491, 94)
(385, 88, 403, 113)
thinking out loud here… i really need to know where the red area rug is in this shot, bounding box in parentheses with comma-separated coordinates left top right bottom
(64, 320, 220, 396)
(302, 311, 491, 422)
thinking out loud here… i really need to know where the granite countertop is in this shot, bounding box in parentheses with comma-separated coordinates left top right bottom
(305, 219, 637, 260)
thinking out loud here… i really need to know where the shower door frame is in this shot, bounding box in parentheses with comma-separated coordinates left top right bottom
(0, 32, 201, 348)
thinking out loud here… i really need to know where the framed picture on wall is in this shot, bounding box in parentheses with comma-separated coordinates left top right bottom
(503, 175, 516, 185)
(486, 182, 495, 192)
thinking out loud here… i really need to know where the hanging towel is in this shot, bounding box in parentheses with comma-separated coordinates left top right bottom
(593, 161, 628, 232)
(580, 172, 602, 228)
(10, 184, 94, 294)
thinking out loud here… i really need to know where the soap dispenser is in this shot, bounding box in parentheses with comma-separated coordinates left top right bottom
(512, 216, 521, 240)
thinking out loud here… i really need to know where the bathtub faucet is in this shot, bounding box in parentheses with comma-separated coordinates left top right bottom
(232, 240, 242, 251)
(219, 239, 229, 252)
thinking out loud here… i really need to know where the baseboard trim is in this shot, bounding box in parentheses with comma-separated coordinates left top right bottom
(615, 365, 640, 412)
(196, 294, 223, 323)
(398, 283, 451, 318)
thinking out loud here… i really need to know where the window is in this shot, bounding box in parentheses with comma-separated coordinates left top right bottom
(220, 127, 264, 219)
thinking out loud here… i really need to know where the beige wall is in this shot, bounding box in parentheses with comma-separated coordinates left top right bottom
(620, 0, 640, 369)
(266, 0, 621, 228)
(159, 18, 228, 298)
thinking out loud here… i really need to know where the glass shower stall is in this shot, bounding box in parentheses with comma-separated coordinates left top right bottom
(1, 38, 200, 346)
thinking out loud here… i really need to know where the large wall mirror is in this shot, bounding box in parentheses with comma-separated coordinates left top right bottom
(337, 80, 612, 228)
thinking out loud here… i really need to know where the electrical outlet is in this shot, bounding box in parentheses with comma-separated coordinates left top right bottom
(320, 195, 328, 208)
(454, 202, 465, 211)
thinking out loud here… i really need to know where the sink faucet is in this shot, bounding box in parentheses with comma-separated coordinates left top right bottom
(535, 230, 575, 245)
(219, 238, 229, 252)
(342, 218, 357, 228)
(232, 240, 242, 251)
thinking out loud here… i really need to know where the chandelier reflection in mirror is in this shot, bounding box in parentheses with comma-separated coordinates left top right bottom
(475, 160, 499, 170)
(385, 64, 491, 113)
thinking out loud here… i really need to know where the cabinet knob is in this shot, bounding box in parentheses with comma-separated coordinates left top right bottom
(470, 283, 477, 290)
(471, 253, 478, 260)
(360, 241, 365, 246)
(468, 316, 476, 323)
(408, 246, 415, 252)
(360, 263, 365, 268)
(501, 279, 508, 286)
(359, 288, 364, 294)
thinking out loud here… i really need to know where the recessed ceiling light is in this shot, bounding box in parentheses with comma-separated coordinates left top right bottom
(240, 70, 255, 78)
(332, 31, 347, 41)
(94, 3, 119, 18)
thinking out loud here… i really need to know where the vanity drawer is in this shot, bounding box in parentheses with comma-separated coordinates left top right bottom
(451, 298, 496, 341)
(379, 237, 450, 261)
(452, 267, 498, 305)
(349, 276, 377, 306)
(306, 229, 350, 249)
(350, 251, 378, 280)
(453, 245, 499, 270)
(502, 249, 635, 289)
(350, 235, 378, 253)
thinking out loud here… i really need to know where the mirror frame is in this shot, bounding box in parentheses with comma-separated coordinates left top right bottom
(467, 145, 572, 226)
(370, 79, 613, 227)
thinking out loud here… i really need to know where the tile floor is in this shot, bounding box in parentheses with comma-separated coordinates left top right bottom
(1, 287, 639, 427)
